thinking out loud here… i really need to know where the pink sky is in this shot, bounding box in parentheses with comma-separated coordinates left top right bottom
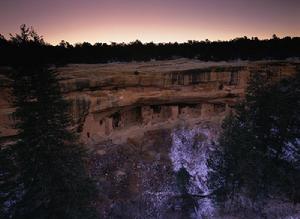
(1, 0, 299, 45)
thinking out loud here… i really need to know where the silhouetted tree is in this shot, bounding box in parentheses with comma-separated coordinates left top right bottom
(59, 40, 73, 49)
(9, 24, 45, 45)
(0, 25, 300, 65)
(209, 71, 300, 206)
(2, 25, 97, 219)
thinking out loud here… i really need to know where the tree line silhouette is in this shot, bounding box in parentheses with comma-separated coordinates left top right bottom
(0, 25, 300, 65)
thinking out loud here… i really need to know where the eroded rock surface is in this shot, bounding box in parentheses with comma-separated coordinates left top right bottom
(2, 59, 298, 145)
(1, 59, 299, 218)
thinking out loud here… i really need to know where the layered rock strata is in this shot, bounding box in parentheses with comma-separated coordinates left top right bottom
(0, 59, 299, 146)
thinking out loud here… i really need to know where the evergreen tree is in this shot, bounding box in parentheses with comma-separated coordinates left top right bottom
(209, 71, 300, 205)
(3, 25, 97, 219)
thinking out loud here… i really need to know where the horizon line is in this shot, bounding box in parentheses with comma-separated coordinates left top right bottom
(3, 32, 300, 46)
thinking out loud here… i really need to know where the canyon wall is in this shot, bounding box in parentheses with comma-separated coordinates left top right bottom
(1, 59, 299, 217)
(0, 59, 299, 146)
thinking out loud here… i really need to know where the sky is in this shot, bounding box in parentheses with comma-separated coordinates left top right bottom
(0, 0, 299, 45)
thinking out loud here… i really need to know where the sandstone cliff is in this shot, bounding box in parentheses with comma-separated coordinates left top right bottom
(1, 59, 299, 217)
(0, 59, 299, 146)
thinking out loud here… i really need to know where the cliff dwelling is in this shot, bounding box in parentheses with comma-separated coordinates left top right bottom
(0, 59, 299, 146)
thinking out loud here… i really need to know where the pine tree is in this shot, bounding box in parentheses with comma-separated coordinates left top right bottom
(209, 71, 300, 205)
(3, 25, 97, 219)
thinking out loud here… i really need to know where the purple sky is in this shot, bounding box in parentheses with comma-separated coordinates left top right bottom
(1, 0, 299, 45)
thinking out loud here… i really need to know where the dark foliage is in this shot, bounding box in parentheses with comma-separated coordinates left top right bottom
(1, 25, 97, 219)
(0, 25, 300, 65)
(209, 71, 300, 205)
(0, 146, 19, 217)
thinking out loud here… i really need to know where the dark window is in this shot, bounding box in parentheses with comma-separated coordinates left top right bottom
(229, 72, 239, 85)
(152, 105, 161, 114)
